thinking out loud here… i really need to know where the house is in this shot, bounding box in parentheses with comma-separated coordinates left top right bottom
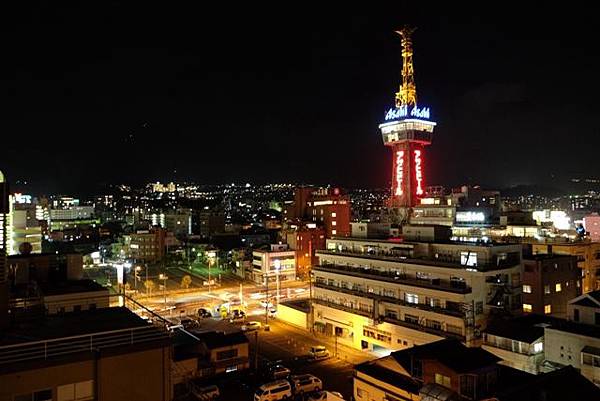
(482, 315, 551, 374)
(354, 339, 502, 401)
(567, 290, 600, 325)
(172, 330, 249, 386)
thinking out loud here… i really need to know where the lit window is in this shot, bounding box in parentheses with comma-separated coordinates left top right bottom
(331, 212, 337, 218)
(406, 293, 419, 304)
(544, 304, 552, 314)
(332, 230, 337, 235)
(555, 283, 562, 292)
(435, 373, 451, 388)
(533, 342, 543, 353)
(332, 221, 337, 226)
(544, 285, 550, 294)
(523, 285, 532, 293)
(523, 304, 533, 313)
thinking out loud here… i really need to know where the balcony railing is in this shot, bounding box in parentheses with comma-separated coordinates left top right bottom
(0, 324, 169, 366)
(317, 249, 520, 271)
(314, 282, 466, 319)
(381, 315, 465, 342)
(314, 264, 472, 294)
(313, 298, 373, 318)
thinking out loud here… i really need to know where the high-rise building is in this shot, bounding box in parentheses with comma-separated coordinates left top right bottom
(284, 187, 351, 238)
(379, 28, 436, 214)
(0, 171, 8, 329)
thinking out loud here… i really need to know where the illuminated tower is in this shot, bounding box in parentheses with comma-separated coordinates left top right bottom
(380, 27, 436, 209)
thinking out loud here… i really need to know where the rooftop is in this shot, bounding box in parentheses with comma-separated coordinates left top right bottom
(40, 279, 107, 296)
(495, 366, 600, 401)
(0, 307, 169, 372)
(484, 315, 558, 343)
(392, 339, 500, 374)
(280, 299, 311, 313)
(194, 330, 249, 349)
(355, 360, 421, 395)
(0, 307, 151, 346)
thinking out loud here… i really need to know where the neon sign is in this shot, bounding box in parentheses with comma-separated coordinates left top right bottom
(385, 105, 431, 121)
(395, 150, 404, 196)
(414, 150, 423, 196)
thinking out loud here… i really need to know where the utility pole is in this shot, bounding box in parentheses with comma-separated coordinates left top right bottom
(335, 332, 338, 358)
(264, 274, 269, 327)
(254, 330, 259, 371)
(309, 271, 314, 333)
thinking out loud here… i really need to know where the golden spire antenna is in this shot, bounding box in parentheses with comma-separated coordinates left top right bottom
(394, 26, 417, 108)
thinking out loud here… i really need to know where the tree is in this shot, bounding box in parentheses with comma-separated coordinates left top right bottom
(181, 275, 192, 289)
(144, 280, 155, 294)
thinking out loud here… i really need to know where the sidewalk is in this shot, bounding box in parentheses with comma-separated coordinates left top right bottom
(269, 319, 376, 366)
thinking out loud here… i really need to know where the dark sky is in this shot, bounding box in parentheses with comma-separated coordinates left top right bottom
(2, 4, 599, 195)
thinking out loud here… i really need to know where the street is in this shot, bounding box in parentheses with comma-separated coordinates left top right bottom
(180, 317, 373, 401)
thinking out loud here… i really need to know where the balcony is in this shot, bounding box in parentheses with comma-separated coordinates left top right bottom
(313, 298, 373, 318)
(381, 315, 465, 342)
(317, 249, 520, 272)
(314, 282, 466, 319)
(314, 264, 472, 294)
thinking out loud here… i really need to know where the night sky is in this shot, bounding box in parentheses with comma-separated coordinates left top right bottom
(2, 4, 599, 195)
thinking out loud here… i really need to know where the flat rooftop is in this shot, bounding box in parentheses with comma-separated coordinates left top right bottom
(0, 307, 150, 346)
(40, 279, 107, 296)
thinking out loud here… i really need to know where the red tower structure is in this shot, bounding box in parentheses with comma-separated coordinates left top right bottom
(379, 28, 436, 209)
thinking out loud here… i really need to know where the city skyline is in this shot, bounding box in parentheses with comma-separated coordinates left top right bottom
(2, 5, 599, 195)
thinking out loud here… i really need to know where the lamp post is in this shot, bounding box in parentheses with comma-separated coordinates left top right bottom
(274, 259, 281, 307)
(134, 266, 141, 291)
(159, 273, 168, 311)
(207, 250, 216, 294)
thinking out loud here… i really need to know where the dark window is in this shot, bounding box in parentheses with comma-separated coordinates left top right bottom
(89, 303, 97, 310)
(73, 305, 82, 312)
(460, 375, 475, 399)
(216, 349, 238, 360)
(412, 359, 423, 379)
(574, 308, 580, 322)
(596, 312, 600, 325)
(34, 390, 52, 401)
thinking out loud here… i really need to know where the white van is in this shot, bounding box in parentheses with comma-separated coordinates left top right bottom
(290, 374, 322, 394)
(254, 379, 292, 401)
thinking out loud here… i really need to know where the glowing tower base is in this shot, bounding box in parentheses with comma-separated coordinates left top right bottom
(380, 108, 436, 212)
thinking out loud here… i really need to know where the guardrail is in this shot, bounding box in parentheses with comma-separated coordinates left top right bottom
(0, 325, 168, 366)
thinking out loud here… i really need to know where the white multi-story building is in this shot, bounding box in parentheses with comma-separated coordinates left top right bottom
(252, 244, 296, 285)
(49, 206, 94, 221)
(312, 237, 523, 351)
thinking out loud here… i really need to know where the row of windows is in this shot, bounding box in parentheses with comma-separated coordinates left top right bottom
(523, 281, 579, 294)
(523, 303, 552, 314)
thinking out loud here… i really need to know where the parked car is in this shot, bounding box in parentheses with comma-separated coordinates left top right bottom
(229, 310, 246, 322)
(242, 321, 261, 332)
(290, 374, 322, 394)
(180, 318, 198, 329)
(270, 364, 291, 379)
(254, 380, 292, 401)
(198, 308, 212, 318)
(307, 391, 344, 401)
(192, 384, 220, 400)
(308, 345, 330, 360)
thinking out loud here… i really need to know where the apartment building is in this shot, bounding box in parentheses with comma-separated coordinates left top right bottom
(312, 237, 523, 350)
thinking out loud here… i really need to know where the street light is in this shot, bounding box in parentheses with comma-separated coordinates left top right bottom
(159, 273, 168, 311)
(134, 266, 141, 291)
(274, 259, 281, 307)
